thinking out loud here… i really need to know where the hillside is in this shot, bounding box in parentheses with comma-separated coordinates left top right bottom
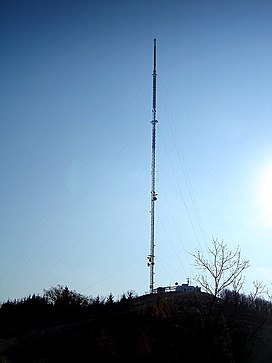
(0, 289, 271, 362)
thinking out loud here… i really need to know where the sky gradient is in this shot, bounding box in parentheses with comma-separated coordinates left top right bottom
(1, 0, 272, 302)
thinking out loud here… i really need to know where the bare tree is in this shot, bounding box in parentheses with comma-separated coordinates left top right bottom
(250, 280, 270, 300)
(190, 238, 250, 298)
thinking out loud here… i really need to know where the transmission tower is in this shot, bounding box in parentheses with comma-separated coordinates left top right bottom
(147, 38, 158, 294)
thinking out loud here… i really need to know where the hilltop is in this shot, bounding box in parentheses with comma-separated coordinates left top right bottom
(0, 288, 271, 362)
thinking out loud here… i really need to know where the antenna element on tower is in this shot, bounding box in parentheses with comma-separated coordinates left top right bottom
(147, 38, 158, 294)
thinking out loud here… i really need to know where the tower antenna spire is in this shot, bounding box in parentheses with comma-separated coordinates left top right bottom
(148, 38, 158, 294)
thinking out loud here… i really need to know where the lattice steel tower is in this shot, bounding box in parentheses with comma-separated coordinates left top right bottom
(147, 39, 158, 294)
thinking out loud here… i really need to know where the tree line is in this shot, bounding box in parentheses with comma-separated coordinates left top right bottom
(1, 238, 271, 362)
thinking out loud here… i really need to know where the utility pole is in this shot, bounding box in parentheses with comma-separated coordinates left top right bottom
(147, 39, 158, 294)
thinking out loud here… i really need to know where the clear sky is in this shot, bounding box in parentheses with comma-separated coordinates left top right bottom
(1, 0, 271, 302)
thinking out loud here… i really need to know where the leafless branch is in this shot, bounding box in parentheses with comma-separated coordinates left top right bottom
(189, 238, 250, 297)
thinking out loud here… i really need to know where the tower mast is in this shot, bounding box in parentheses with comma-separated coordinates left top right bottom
(148, 38, 158, 294)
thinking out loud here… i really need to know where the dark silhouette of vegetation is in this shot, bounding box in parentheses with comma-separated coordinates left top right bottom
(0, 285, 271, 362)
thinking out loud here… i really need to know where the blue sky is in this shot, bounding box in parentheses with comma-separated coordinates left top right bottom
(1, 0, 272, 302)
